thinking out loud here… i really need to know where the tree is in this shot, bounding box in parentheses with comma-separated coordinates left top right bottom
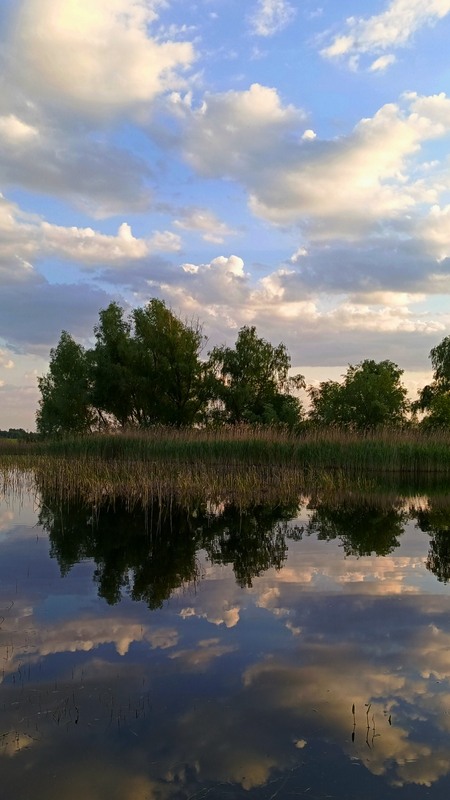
(208, 325, 304, 426)
(308, 359, 409, 429)
(430, 336, 450, 390)
(132, 299, 207, 426)
(415, 335, 450, 427)
(36, 331, 94, 436)
(37, 300, 209, 434)
(89, 302, 137, 428)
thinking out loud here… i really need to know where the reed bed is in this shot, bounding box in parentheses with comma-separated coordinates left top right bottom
(1, 454, 450, 511)
(2, 426, 450, 473)
(1, 426, 450, 509)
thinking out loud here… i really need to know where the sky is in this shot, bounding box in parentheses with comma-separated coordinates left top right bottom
(2, 0, 450, 429)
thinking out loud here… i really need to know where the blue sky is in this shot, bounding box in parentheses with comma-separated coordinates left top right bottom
(2, 0, 450, 428)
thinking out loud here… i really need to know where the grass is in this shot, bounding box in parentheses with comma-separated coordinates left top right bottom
(1, 426, 450, 507)
(2, 425, 450, 470)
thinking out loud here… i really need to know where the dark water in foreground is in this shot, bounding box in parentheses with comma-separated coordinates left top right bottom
(2, 484, 450, 798)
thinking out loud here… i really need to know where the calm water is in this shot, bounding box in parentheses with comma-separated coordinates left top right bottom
(2, 482, 450, 799)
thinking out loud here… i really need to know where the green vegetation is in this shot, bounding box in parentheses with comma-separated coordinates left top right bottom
(0, 428, 32, 440)
(31, 297, 450, 435)
(308, 359, 409, 429)
(208, 325, 304, 425)
(2, 426, 450, 512)
(36, 300, 302, 435)
(414, 335, 450, 428)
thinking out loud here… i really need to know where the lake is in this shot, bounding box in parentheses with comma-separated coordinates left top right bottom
(2, 478, 450, 798)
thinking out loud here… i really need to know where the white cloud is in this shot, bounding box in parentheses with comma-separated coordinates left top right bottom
(321, 0, 450, 68)
(0, 112, 152, 217)
(370, 54, 397, 72)
(182, 83, 305, 178)
(43, 222, 182, 264)
(0, 349, 14, 370)
(180, 89, 450, 239)
(151, 253, 446, 371)
(174, 208, 237, 243)
(0, 194, 179, 271)
(0, 114, 38, 143)
(8, 0, 196, 119)
(249, 0, 296, 37)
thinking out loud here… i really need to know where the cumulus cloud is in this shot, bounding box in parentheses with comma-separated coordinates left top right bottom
(0, 113, 152, 217)
(0, 194, 180, 273)
(1, 612, 179, 680)
(249, 0, 296, 37)
(174, 207, 237, 243)
(7, 0, 195, 120)
(179, 88, 450, 239)
(321, 0, 450, 69)
(148, 252, 446, 370)
(42, 222, 181, 264)
(181, 83, 305, 178)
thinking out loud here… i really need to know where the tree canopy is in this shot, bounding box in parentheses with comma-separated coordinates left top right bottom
(36, 331, 95, 436)
(308, 359, 409, 430)
(208, 325, 304, 426)
(35, 306, 450, 436)
(414, 335, 450, 427)
(37, 300, 209, 434)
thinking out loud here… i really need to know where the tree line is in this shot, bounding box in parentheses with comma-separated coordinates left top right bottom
(35, 298, 450, 435)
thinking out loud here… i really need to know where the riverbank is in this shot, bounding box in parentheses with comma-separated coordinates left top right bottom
(1, 426, 450, 472)
(1, 426, 450, 507)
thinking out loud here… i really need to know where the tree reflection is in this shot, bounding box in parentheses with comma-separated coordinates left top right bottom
(39, 496, 204, 608)
(38, 491, 301, 603)
(202, 503, 300, 588)
(415, 505, 450, 583)
(306, 501, 406, 556)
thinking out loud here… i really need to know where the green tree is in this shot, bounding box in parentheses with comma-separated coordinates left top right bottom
(308, 359, 408, 429)
(132, 299, 207, 426)
(85, 299, 208, 428)
(208, 325, 304, 426)
(89, 302, 137, 428)
(36, 331, 94, 436)
(415, 336, 450, 427)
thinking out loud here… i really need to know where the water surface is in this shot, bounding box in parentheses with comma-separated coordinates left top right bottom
(2, 483, 450, 798)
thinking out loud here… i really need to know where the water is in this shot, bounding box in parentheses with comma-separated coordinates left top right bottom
(2, 483, 450, 798)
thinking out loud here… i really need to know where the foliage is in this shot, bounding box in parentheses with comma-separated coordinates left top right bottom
(308, 359, 409, 429)
(132, 299, 207, 426)
(0, 428, 31, 440)
(306, 501, 406, 556)
(414, 335, 450, 427)
(89, 302, 136, 428)
(430, 335, 450, 390)
(36, 331, 95, 436)
(208, 325, 304, 427)
(37, 299, 208, 433)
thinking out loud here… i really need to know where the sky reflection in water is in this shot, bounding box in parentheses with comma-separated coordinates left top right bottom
(2, 487, 450, 799)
